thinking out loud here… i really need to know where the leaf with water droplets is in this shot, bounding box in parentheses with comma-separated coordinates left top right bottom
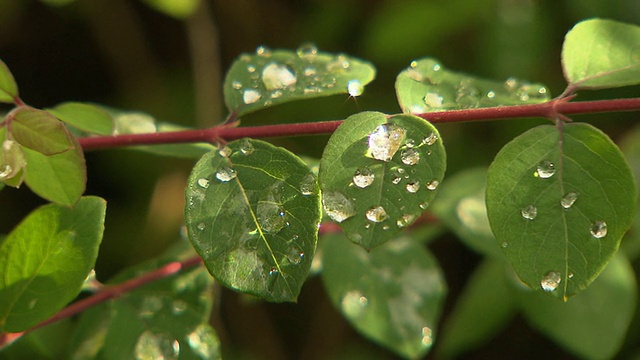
(395, 58, 550, 114)
(321, 233, 447, 359)
(486, 123, 636, 299)
(185, 138, 321, 302)
(223, 47, 376, 117)
(562, 18, 640, 90)
(69, 242, 220, 360)
(0, 196, 106, 332)
(519, 253, 636, 359)
(318, 111, 446, 250)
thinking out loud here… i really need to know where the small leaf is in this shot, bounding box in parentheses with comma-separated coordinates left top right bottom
(224, 47, 376, 117)
(519, 253, 636, 360)
(318, 111, 446, 249)
(0, 196, 106, 332)
(47, 102, 115, 136)
(395, 58, 550, 114)
(184, 139, 322, 302)
(139, 0, 200, 19)
(486, 123, 636, 299)
(562, 18, 640, 90)
(0, 59, 18, 103)
(10, 107, 74, 155)
(23, 135, 86, 206)
(321, 233, 447, 359)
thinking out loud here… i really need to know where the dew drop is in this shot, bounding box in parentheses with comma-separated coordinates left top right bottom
(353, 167, 375, 188)
(262, 63, 297, 91)
(501, 242, 509, 248)
(486, 91, 496, 99)
(296, 43, 318, 60)
(197, 178, 210, 189)
(366, 205, 388, 223)
(455, 83, 480, 108)
(0, 164, 13, 179)
(406, 139, 416, 148)
(171, 300, 188, 315)
(534, 161, 555, 178)
(322, 191, 356, 223)
(218, 146, 232, 158)
(231, 80, 242, 90)
(561, 192, 578, 209)
(135, 331, 180, 360)
(215, 167, 236, 182)
(419, 201, 429, 210)
(590, 221, 607, 239)
(347, 80, 364, 97)
(299, 173, 317, 195)
(405, 181, 420, 193)
(303, 67, 317, 76)
(341, 291, 368, 318)
(401, 148, 420, 165)
(186, 324, 216, 359)
(421, 327, 433, 347)
(422, 132, 438, 146)
(243, 89, 261, 104)
(426, 180, 439, 190)
(269, 267, 280, 276)
(197, 222, 206, 231)
(368, 124, 406, 161)
(257, 202, 286, 234)
(504, 77, 519, 91)
(423, 92, 444, 108)
(255, 45, 271, 57)
(327, 55, 350, 72)
(240, 138, 255, 155)
(540, 271, 562, 292)
(521, 205, 537, 220)
(247, 65, 256, 73)
(396, 214, 416, 228)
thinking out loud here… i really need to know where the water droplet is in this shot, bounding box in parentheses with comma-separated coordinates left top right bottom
(540, 271, 562, 292)
(455, 82, 480, 108)
(215, 167, 236, 182)
(239, 138, 255, 155)
(299, 173, 317, 195)
(255, 45, 271, 57)
(419, 201, 429, 210)
(197, 178, 210, 189)
(406, 139, 416, 148)
(247, 65, 256, 73)
(303, 67, 317, 76)
(172, 300, 188, 315)
(422, 132, 438, 146)
(534, 160, 556, 178)
(405, 181, 420, 193)
(135, 331, 180, 360)
(504, 77, 519, 91)
(486, 91, 496, 99)
(286, 247, 305, 266)
(521, 205, 537, 220)
(243, 89, 261, 104)
(396, 214, 416, 228)
(341, 291, 368, 318)
(327, 55, 350, 72)
(561, 192, 578, 209)
(353, 167, 375, 188)
(322, 191, 356, 223)
(140, 296, 163, 319)
(590, 221, 607, 238)
(231, 80, 242, 90)
(347, 80, 364, 97)
(186, 324, 216, 359)
(197, 222, 206, 231)
(426, 180, 439, 190)
(423, 92, 444, 108)
(257, 202, 286, 234)
(262, 63, 297, 91)
(297, 43, 318, 60)
(218, 146, 232, 158)
(368, 124, 406, 161)
(0, 164, 12, 179)
(366, 205, 388, 223)
(269, 267, 280, 276)
(501, 242, 509, 248)
(421, 327, 433, 347)
(391, 174, 402, 185)
(401, 148, 420, 165)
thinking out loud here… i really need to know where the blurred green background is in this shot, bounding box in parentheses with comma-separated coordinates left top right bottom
(0, 0, 639, 358)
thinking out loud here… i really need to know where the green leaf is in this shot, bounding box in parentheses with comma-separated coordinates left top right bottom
(430, 167, 502, 258)
(10, 107, 74, 155)
(0, 196, 106, 332)
(437, 260, 516, 359)
(395, 58, 550, 114)
(486, 123, 637, 299)
(224, 47, 376, 117)
(562, 18, 640, 90)
(184, 139, 322, 302)
(519, 253, 636, 360)
(139, 0, 200, 19)
(321, 233, 447, 359)
(47, 102, 115, 136)
(23, 135, 86, 206)
(0, 59, 18, 103)
(0, 127, 27, 186)
(318, 111, 446, 249)
(69, 242, 220, 360)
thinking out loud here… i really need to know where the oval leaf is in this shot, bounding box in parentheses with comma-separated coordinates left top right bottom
(10, 107, 74, 155)
(224, 47, 376, 117)
(0, 59, 18, 103)
(486, 123, 636, 299)
(0, 196, 106, 332)
(321, 233, 447, 359)
(395, 58, 550, 114)
(318, 111, 446, 250)
(562, 18, 640, 90)
(184, 139, 322, 302)
(47, 102, 115, 136)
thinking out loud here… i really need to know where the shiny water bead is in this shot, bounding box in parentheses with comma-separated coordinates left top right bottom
(535, 161, 556, 178)
(322, 191, 356, 223)
(521, 205, 537, 220)
(590, 221, 607, 239)
(352, 168, 375, 188)
(368, 124, 406, 161)
(215, 167, 236, 182)
(540, 271, 562, 292)
(365, 205, 388, 222)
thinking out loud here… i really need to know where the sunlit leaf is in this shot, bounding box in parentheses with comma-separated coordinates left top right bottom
(0, 59, 18, 103)
(562, 18, 640, 90)
(0, 196, 106, 332)
(321, 233, 447, 359)
(395, 58, 550, 114)
(486, 123, 636, 299)
(519, 253, 636, 360)
(47, 102, 115, 136)
(318, 111, 446, 249)
(184, 139, 322, 302)
(224, 47, 376, 117)
(10, 107, 74, 155)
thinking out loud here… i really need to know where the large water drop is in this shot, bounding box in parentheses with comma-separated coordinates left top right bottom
(353, 167, 375, 188)
(590, 221, 607, 239)
(296, 43, 318, 60)
(366, 205, 388, 223)
(257, 202, 286, 234)
(299, 173, 317, 195)
(540, 271, 562, 292)
(215, 167, 237, 182)
(243, 89, 261, 104)
(368, 124, 406, 161)
(347, 80, 364, 97)
(561, 192, 578, 209)
(322, 191, 356, 223)
(535, 161, 556, 178)
(262, 63, 297, 91)
(521, 205, 537, 220)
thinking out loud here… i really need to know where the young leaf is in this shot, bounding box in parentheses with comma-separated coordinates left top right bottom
(224, 47, 376, 117)
(519, 253, 636, 360)
(0, 196, 106, 332)
(318, 111, 446, 250)
(395, 58, 550, 114)
(562, 18, 640, 90)
(486, 123, 636, 300)
(10, 107, 74, 155)
(47, 102, 115, 136)
(23, 136, 86, 206)
(184, 139, 322, 302)
(321, 233, 447, 359)
(0, 59, 18, 103)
